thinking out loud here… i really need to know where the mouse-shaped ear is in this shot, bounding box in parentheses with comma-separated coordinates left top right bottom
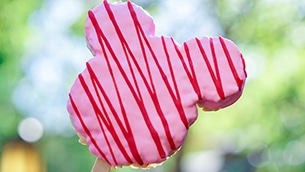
(85, 0, 155, 56)
(181, 36, 246, 111)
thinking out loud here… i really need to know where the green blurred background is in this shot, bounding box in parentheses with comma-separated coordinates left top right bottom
(1, 0, 305, 171)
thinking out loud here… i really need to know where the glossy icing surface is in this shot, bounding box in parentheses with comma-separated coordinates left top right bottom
(67, 0, 246, 167)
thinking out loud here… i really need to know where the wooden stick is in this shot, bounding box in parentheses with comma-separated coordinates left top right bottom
(91, 158, 111, 172)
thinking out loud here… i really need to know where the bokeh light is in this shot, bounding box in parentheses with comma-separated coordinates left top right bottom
(18, 117, 43, 142)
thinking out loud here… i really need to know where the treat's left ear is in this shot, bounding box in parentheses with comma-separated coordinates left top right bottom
(91, 158, 111, 172)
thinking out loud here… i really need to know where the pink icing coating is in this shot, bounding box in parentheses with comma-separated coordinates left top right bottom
(67, 0, 246, 167)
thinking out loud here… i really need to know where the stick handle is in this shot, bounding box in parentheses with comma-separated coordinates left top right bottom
(91, 158, 111, 172)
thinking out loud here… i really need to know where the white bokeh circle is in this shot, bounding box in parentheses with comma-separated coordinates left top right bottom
(18, 117, 44, 142)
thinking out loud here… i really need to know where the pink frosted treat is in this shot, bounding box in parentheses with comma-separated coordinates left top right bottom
(67, 0, 247, 169)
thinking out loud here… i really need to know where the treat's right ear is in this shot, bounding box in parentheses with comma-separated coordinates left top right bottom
(193, 37, 246, 111)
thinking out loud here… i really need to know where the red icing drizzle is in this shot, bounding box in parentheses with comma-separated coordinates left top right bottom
(171, 38, 202, 100)
(84, 65, 136, 164)
(87, 9, 158, 165)
(69, 94, 111, 164)
(70, 0, 246, 165)
(183, 42, 203, 99)
(219, 37, 244, 90)
(102, 0, 170, 158)
(126, 2, 189, 130)
(125, 3, 177, 151)
(195, 38, 226, 99)
(161, 36, 189, 128)
(209, 38, 225, 99)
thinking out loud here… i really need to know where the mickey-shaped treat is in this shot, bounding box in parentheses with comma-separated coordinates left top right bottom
(67, 0, 247, 170)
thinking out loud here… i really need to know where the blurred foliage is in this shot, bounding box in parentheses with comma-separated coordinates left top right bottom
(1, 0, 305, 172)
(38, 134, 96, 172)
(0, 0, 41, 150)
(70, 12, 88, 36)
(0, 0, 40, 99)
